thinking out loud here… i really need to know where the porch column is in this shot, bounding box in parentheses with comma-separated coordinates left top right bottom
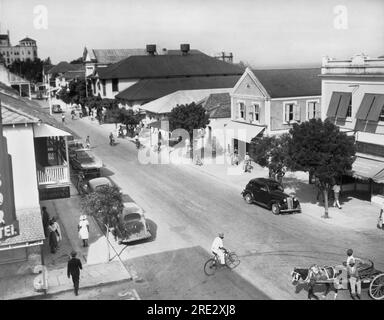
(64, 136, 70, 182)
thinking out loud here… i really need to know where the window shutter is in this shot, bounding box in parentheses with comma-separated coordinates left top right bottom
(308, 102, 314, 120)
(235, 103, 239, 119)
(243, 104, 246, 119)
(294, 104, 301, 121)
(284, 104, 290, 122)
(315, 102, 321, 119)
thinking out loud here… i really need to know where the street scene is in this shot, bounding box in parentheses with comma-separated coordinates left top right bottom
(0, 0, 384, 303)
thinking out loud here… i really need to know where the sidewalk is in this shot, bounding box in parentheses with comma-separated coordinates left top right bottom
(0, 182, 133, 300)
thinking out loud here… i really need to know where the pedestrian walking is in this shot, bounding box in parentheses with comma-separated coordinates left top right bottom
(61, 113, 65, 124)
(78, 215, 90, 247)
(85, 136, 91, 149)
(67, 251, 82, 296)
(41, 206, 50, 238)
(347, 259, 361, 300)
(377, 203, 383, 230)
(333, 183, 342, 209)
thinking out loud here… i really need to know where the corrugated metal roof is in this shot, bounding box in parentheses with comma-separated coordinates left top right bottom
(251, 68, 321, 98)
(92, 48, 147, 64)
(202, 92, 231, 118)
(141, 88, 232, 114)
(116, 75, 241, 102)
(47, 62, 84, 75)
(98, 53, 244, 80)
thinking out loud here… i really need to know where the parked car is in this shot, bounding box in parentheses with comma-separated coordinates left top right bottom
(86, 177, 113, 193)
(116, 202, 151, 244)
(69, 148, 102, 176)
(68, 139, 86, 153)
(241, 178, 301, 215)
(52, 104, 63, 113)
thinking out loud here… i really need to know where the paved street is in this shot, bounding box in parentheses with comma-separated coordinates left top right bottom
(55, 115, 384, 300)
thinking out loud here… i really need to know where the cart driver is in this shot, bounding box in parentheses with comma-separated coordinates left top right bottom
(211, 233, 226, 266)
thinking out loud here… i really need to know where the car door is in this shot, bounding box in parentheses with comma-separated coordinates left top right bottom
(254, 182, 270, 206)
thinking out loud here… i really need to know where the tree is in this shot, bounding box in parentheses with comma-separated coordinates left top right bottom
(288, 118, 356, 218)
(7, 58, 44, 83)
(169, 102, 210, 150)
(57, 79, 92, 106)
(80, 185, 124, 259)
(249, 133, 291, 182)
(70, 57, 83, 64)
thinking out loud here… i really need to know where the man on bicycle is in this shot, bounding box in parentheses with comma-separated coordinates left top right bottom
(211, 233, 226, 266)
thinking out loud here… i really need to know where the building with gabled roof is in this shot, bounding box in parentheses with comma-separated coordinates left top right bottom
(0, 80, 73, 276)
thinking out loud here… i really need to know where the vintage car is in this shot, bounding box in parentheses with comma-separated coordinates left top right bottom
(116, 202, 151, 244)
(87, 177, 113, 193)
(241, 178, 301, 214)
(69, 148, 102, 176)
(52, 104, 63, 113)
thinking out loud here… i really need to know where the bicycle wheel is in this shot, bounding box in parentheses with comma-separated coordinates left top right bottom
(204, 258, 217, 276)
(226, 253, 240, 269)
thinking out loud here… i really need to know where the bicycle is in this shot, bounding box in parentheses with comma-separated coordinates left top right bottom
(204, 250, 240, 276)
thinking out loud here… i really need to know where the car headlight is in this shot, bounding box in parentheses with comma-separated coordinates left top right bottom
(293, 197, 296, 201)
(283, 198, 287, 202)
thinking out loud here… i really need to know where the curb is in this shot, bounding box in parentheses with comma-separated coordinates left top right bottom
(18, 277, 134, 300)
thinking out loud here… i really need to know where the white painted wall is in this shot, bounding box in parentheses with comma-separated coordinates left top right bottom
(3, 125, 40, 210)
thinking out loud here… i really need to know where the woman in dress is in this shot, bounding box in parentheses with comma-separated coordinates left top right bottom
(78, 215, 90, 247)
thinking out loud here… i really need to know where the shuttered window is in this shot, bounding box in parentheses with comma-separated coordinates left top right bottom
(284, 102, 299, 122)
(307, 101, 321, 120)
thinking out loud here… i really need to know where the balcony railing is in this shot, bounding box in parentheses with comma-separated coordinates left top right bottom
(37, 165, 69, 185)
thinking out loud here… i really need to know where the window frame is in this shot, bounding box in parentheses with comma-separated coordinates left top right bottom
(237, 101, 246, 120)
(249, 103, 260, 123)
(306, 99, 321, 120)
(283, 101, 299, 124)
(112, 78, 119, 92)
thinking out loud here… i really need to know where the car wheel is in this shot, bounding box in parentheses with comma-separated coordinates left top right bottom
(271, 203, 280, 215)
(244, 193, 253, 204)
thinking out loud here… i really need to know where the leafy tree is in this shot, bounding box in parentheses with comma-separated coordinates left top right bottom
(288, 118, 356, 218)
(70, 57, 83, 64)
(7, 58, 44, 83)
(249, 133, 291, 182)
(169, 102, 210, 150)
(57, 79, 92, 105)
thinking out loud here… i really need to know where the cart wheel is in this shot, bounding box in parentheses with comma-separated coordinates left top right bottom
(369, 274, 384, 300)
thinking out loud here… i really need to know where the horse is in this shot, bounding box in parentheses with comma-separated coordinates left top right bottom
(291, 265, 342, 300)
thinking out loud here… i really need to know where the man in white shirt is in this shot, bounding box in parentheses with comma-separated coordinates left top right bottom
(346, 248, 355, 266)
(333, 183, 342, 209)
(211, 233, 226, 265)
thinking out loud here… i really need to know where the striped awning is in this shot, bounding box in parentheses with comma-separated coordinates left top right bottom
(350, 156, 384, 183)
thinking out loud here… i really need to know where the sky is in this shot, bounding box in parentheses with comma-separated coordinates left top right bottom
(0, 0, 383, 68)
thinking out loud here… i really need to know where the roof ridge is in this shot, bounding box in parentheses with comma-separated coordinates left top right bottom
(1, 101, 40, 123)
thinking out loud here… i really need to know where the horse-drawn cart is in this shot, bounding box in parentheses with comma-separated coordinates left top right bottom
(291, 258, 384, 300)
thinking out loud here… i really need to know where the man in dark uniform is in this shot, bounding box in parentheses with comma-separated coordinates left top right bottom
(67, 251, 82, 296)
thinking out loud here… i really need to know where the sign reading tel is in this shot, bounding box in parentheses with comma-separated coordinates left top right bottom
(0, 102, 19, 241)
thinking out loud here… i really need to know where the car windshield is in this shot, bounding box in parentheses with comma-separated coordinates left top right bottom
(269, 183, 284, 192)
(94, 184, 110, 191)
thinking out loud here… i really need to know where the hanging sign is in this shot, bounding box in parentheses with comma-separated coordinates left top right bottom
(0, 101, 19, 241)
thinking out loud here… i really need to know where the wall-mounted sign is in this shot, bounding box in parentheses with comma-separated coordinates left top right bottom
(0, 101, 19, 241)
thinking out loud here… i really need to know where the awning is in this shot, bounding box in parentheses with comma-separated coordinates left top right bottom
(224, 121, 265, 143)
(148, 120, 169, 131)
(350, 156, 384, 183)
(33, 123, 71, 137)
(326, 92, 351, 118)
(356, 93, 384, 121)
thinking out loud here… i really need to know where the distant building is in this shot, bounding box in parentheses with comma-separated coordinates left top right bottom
(0, 31, 38, 66)
(321, 53, 384, 204)
(0, 60, 31, 98)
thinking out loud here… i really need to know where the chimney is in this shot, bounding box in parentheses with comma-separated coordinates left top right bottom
(180, 44, 190, 56)
(146, 44, 157, 56)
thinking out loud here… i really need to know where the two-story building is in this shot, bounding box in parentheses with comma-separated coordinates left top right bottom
(90, 44, 244, 105)
(0, 31, 38, 66)
(321, 54, 384, 204)
(227, 67, 321, 155)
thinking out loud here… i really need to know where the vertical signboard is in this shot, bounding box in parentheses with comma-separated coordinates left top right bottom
(0, 101, 19, 241)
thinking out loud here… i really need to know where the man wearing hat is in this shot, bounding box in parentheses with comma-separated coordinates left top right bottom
(67, 251, 82, 296)
(211, 233, 226, 266)
(347, 258, 361, 300)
